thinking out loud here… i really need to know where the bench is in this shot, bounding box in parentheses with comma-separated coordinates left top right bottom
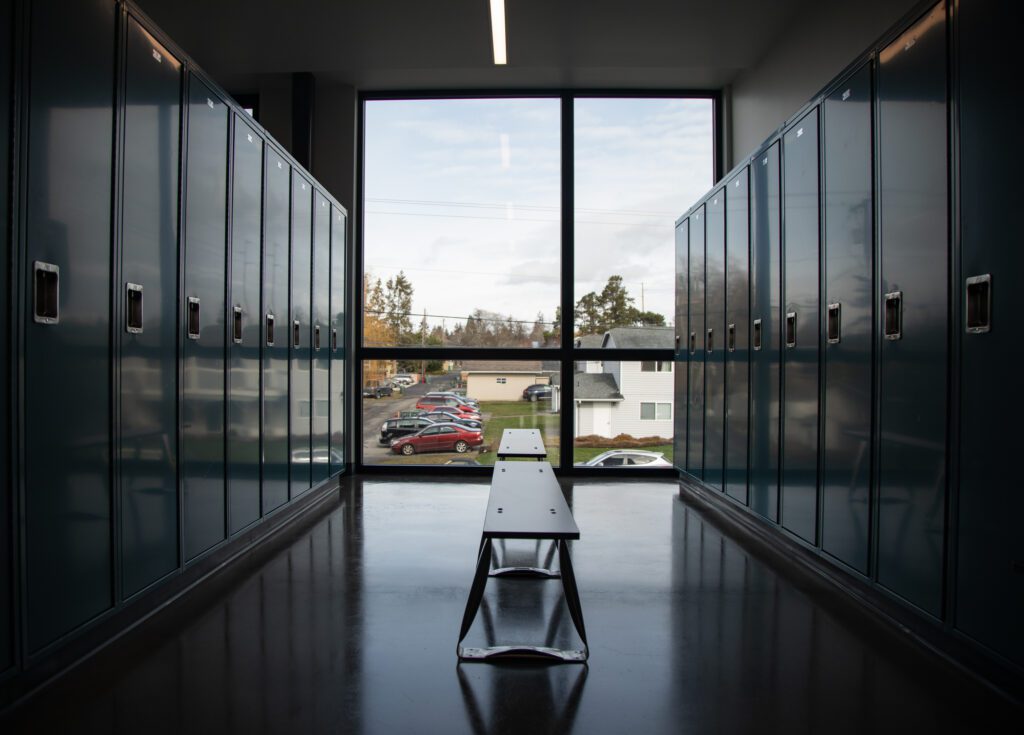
(495, 428, 547, 461)
(456, 460, 589, 662)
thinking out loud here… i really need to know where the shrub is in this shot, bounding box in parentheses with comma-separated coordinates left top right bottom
(573, 433, 670, 449)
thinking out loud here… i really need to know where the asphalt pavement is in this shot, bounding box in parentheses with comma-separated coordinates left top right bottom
(360, 377, 457, 463)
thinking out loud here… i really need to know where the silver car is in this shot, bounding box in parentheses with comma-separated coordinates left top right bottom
(575, 450, 672, 467)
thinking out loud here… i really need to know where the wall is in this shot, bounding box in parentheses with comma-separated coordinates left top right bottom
(729, 0, 919, 164)
(613, 363, 674, 438)
(466, 374, 546, 402)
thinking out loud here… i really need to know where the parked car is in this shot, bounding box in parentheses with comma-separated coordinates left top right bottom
(522, 384, 552, 401)
(392, 373, 417, 385)
(444, 457, 482, 466)
(391, 409, 427, 420)
(362, 383, 393, 398)
(574, 450, 671, 467)
(426, 391, 480, 408)
(379, 417, 439, 444)
(390, 423, 483, 455)
(422, 411, 482, 431)
(391, 375, 414, 387)
(415, 396, 480, 416)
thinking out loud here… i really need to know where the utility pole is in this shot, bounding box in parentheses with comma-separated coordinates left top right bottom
(420, 308, 427, 384)
(641, 282, 645, 313)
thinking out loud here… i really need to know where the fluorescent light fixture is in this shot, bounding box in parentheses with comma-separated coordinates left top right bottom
(490, 0, 507, 65)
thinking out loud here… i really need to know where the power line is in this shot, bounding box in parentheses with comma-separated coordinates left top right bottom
(365, 210, 670, 229)
(366, 309, 557, 326)
(366, 196, 678, 218)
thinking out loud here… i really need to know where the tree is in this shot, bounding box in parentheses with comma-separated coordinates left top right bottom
(633, 310, 665, 327)
(573, 275, 665, 335)
(574, 292, 602, 334)
(383, 271, 414, 343)
(529, 312, 547, 346)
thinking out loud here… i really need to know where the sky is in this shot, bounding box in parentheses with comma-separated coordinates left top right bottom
(363, 97, 714, 337)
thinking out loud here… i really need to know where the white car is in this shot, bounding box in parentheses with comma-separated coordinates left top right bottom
(575, 450, 672, 467)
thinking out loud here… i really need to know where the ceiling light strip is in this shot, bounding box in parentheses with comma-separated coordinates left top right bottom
(490, 0, 507, 65)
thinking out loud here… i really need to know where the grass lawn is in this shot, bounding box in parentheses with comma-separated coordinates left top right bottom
(477, 401, 560, 467)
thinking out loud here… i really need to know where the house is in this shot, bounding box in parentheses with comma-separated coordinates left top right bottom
(574, 327, 674, 439)
(462, 360, 559, 401)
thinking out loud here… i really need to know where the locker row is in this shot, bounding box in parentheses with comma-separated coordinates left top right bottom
(1, 0, 348, 676)
(673, 0, 1021, 672)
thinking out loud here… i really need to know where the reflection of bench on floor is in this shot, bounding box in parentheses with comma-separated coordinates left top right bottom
(496, 428, 547, 461)
(457, 460, 588, 662)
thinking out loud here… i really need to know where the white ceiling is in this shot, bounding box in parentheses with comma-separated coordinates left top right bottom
(134, 0, 811, 92)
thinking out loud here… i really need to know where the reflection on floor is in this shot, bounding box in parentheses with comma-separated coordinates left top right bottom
(4, 479, 1018, 733)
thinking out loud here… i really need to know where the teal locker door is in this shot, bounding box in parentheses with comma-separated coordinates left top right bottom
(749, 142, 782, 522)
(262, 152, 290, 512)
(120, 16, 182, 595)
(329, 207, 346, 475)
(0, 0, 13, 671)
(311, 193, 330, 483)
(780, 109, 821, 545)
(686, 207, 705, 479)
(956, 0, 1023, 666)
(724, 167, 750, 504)
(821, 64, 873, 574)
(673, 219, 688, 473)
(875, 4, 948, 616)
(23, 0, 116, 650)
(290, 175, 313, 497)
(182, 76, 228, 560)
(227, 116, 263, 534)
(704, 193, 726, 490)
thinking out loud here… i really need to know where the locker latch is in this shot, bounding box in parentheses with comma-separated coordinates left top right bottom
(965, 274, 991, 334)
(689, 332, 696, 355)
(753, 319, 762, 351)
(266, 313, 275, 346)
(314, 324, 321, 351)
(126, 283, 144, 334)
(233, 306, 243, 344)
(186, 297, 201, 340)
(827, 302, 841, 344)
(785, 312, 797, 348)
(727, 323, 736, 352)
(706, 328, 714, 353)
(884, 291, 902, 341)
(33, 261, 60, 325)
(293, 320, 301, 348)
(332, 328, 338, 352)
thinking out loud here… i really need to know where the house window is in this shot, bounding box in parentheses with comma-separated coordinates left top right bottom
(496, 377, 507, 384)
(640, 361, 672, 372)
(640, 402, 671, 420)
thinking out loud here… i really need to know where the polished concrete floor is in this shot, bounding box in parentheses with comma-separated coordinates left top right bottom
(5, 478, 1019, 733)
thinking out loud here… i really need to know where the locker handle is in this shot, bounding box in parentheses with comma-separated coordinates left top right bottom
(884, 291, 902, 341)
(186, 297, 200, 340)
(965, 274, 991, 334)
(126, 283, 144, 334)
(314, 324, 321, 351)
(266, 313, 275, 346)
(706, 328, 714, 353)
(727, 323, 736, 352)
(232, 306, 243, 344)
(785, 312, 797, 348)
(753, 319, 762, 351)
(332, 328, 338, 352)
(675, 334, 680, 350)
(293, 319, 301, 348)
(33, 261, 60, 324)
(827, 302, 841, 344)
(688, 332, 696, 355)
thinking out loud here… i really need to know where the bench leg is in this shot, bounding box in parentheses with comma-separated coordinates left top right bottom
(457, 537, 493, 651)
(557, 540, 589, 656)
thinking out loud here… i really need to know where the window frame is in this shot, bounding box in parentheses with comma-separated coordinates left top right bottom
(354, 89, 722, 476)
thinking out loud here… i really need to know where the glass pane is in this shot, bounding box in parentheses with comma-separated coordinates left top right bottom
(573, 360, 675, 467)
(363, 98, 561, 347)
(573, 98, 714, 345)
(361, 359, 560, 466)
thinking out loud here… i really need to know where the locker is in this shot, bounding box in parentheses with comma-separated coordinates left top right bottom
(749, 142, 782, 522)
(724, 167, 750, 504)
(686, 206, 705, 478)
(821, 64, 873, 574)
(182, 75, 228, 561)
(290, 175, 313, 497)
(119, 17, 181, 595)
(673, 219, 688, 474)
(1, 0, 13, 671)
(875, 3, 948, 616)
(311, 192, 330, 483)
(704, 192, 726, 491)
(227, 116, 263, 534)
(23, 0, 116, 650)
(262, 151, 290, 512)
(329, 206, 346, 475)
(780, 108, 820, 544)
(955, 0, 1023, 666)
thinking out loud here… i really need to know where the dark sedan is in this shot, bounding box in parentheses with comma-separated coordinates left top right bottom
(522, 384, 552, 401)
(390, 423, 483, 456)
(378, 417, 436, 444)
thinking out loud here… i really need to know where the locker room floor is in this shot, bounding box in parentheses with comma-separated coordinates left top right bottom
(5, 478, 1018, 733)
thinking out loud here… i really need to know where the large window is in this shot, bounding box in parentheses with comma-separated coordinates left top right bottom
(359, 94, 716, 470)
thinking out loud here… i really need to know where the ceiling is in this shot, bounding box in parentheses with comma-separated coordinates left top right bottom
(134, 0, 810, 92)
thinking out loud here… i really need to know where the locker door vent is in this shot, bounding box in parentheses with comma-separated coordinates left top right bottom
(785, 312, 797, 348)
(187, 297, 201, 340)
(827, 303, 841, 344)
(884, 291, 902, 341)
(33, 261, 60, 324)
(753, 319, 762, 351)
(965, 275, 991, 334)
(232, 306, 243, 344)
(126, 283, 144, 334)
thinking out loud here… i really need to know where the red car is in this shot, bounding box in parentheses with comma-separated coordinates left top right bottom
(390, 423, 483, 456)
(414, 397, 480, 419)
